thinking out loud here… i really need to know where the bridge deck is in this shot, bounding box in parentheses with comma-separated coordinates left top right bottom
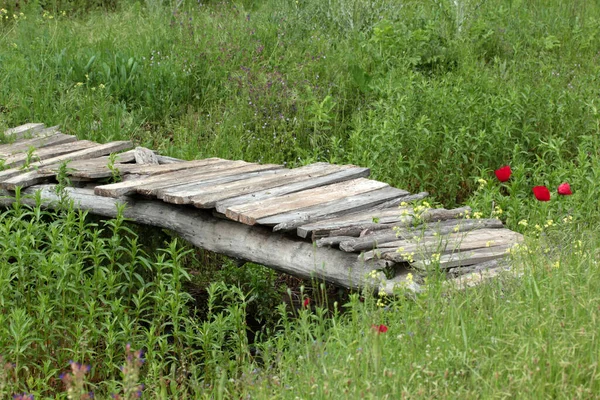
(0, 123, 523, 292)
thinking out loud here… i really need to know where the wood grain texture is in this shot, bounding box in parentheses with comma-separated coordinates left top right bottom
(411, 244, 512, 270)
(214, 167, 371, 214)
(0, 141, 133, 185)
(368, 228, 522, 262)
(1, 140, 98, 167)
(188, 163, 348, 208)
(338, 218, 504, 252)
(93, 158, 231, 197)
(227, 178, 389, 225)
(134, 147, 159, 165)
(160, 163, 330, 206)
(0, 132, 76, 156)
(297, 207, 413, 239)
(69, 158, 242, 179)
(151, 163, 283, 201)
(267, 186, 411, 231)
(3, 123, 46, 140)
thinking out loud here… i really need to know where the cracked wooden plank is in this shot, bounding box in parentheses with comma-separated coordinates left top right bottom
(226, 178, 388, 226)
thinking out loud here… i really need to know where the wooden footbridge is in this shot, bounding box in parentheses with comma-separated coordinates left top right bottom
(0, 123, 523, 293)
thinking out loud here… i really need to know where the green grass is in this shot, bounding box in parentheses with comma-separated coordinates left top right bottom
(1, 0, 600, 397)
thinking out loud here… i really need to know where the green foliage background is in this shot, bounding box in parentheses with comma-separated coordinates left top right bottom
(0, 0, 599, 398)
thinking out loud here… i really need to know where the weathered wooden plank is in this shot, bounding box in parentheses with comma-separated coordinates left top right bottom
(149, 164, 283, 200)
(266, 186, 411, 231)
(1, 140, 98, 167)
(38, 150, 137, 174)
(0, 132, 76, 156)
(325, 221, 406, 239)
(156, 155, 184, 164)
(411, 244, 512, 270)
(299, 207, 414, 239)
(339, 218, 504, 252)
(214, 166, 371, 214)
(186, 163, 348, 208)
(447, 258, 508, 278)
(317, 235, 360, 248)
(134, 147, 159, 165)
(69, 157, 244, 179)
(93, 159, 235, 197)
(3, 123, 45, 140)
(3, 184, 391, 291)
(371, 191, 429, 209)
(227, 178, 389, 226)
(445, 262, 514, 290)
(317, 206, 470, 239)
(0, 141, 133, 185)
(373, 228, 522, 262)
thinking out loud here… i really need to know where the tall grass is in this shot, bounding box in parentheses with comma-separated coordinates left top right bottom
(1, 0, 600, 397)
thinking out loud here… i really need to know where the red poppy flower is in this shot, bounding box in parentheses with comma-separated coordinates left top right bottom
(494, 166, 512, 182)
(303, 298, 310, 308)
(557, 182, 572, 195)
(532, 186, 551, 201)
(371, 324, 388, 334)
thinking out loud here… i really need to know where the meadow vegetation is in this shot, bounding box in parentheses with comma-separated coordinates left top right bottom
(0, 0, 599, 397)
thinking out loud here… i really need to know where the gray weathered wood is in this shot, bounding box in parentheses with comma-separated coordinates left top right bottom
(411, 244, 512, 270)
(93, 158, 231, 197)
(1, 184, 391, 291)
(161, 163, 334, 206)
(0, 141, 133, 185)
(38, 150, 137, 174)
(150, 164, 284, 200)
(268, 186, 411, 231)
(70, 157, 245, 179)
(297, 207, 413, 239)
(325, 221, 404, 239)
(134, 147, 159, 165)
(0, 133, 76, 156)
(371, 191, 429, 210)
(1, 140, 98, 167)
(447, 258, 508, 277)
(317, 235, 363, 248)
(376, 228, 522, 262)
(214, 167, 371, 214)
(187, 163, 348, 208)
(227, 178, 389, 225)
(445, 262, 514, 290)
(156, 155, 184, 164)
(3, 123, 45, 139)
(339, 218, 504, 252)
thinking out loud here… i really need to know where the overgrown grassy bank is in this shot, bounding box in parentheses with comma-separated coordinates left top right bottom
(1, 0, 600, 397)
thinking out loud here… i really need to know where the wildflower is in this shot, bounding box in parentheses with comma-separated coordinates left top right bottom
(406, 273, 413, 284)
(303, 298, 310, 308)
(371, 324, 388, 334)
(75, 82, 84, 87)
(532, 186, 551, 201)
(557, 182, 572, 195)
(12, 395, 34, 400)
(544, 219, 554, 228)
(494, 165, 511, 182)
(473, 211, 483, 219)
(486, 240, 494, 247)
(477, 178, 487, 188)
(535, 224, 542, 231)
(518, 219, 528, 227)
